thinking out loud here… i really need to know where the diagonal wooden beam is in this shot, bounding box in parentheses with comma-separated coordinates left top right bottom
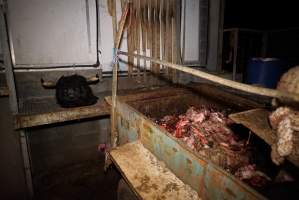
(118, 51, 299, 105)
(111, 2, 130, 147)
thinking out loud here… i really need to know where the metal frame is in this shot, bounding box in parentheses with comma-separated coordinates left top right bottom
(223, 28, 266, 81)
(0, 1, 17, 113)
(0, 1, 34, 198)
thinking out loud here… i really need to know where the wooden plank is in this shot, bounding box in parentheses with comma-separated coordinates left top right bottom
(136, 0, 141, 81)
(117, 51, 299, 105)
(111, 2, 130, 147)
(15, 100, 110, 129)
(229, 108, 299, 168)
(148, 0, 153, 72)
(166, 0, 173, 79)
(160, 0, 166, 75)
(171, 0, 177, 82)
(110, 141, 201, 200)
(115, 3, 130, 49)
(105, 86, 190, 105)
(140, 0, 147, 82)
(229, 109, 276, 145)
(151, 0, 157, 73)
(146, 0, 152, 51)
(155, 0, 161, 74)
(127, 2, 134, 77)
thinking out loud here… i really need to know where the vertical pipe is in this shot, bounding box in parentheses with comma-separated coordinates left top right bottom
(96, 0, 101, 66)
(0, 2, 18, 113)
(1, 4, 34, 198)
(232, 29, 239, 81)
(20, 130, 34, 198)
(217, 0, 225, 71)
(85, 0, 91, 53)
(261, 32, 268, 58)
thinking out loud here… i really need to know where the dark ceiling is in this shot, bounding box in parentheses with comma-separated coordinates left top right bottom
(224, 0, 299, 30)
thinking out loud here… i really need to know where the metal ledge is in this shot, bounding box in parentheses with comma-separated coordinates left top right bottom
(15, 99, 110, 129)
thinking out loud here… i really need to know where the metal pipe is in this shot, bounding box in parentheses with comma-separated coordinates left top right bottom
(118, 51, 299, 104)
(261, 32, 268, 57)
(223, 28, 264, 33)
(14, 66, 101, 72)
(232, 29, 238, 81)
(0, 3, 18, 113)
(1, 5, 34, 198)
(85, 0, 92, 53)
(20, 130, 34, 198)
(13, 64, 99, 69)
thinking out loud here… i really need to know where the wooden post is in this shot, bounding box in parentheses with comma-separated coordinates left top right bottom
(141, 0, 147, 83)
(111, 2, 130, 147)
(110, 0, 118, 147)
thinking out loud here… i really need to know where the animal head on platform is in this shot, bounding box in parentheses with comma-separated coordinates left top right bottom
(41, 74, 99, 108)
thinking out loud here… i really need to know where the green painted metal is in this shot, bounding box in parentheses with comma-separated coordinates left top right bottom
(115, 98, 266, 200)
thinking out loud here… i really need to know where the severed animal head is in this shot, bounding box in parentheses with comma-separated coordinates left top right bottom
(41, 74, 99, 108)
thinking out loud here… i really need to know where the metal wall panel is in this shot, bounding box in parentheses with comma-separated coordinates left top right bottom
(8, 0, 97, 67)
(181, 0, 208, 66)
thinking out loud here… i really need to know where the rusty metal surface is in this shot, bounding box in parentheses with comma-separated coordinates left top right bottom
(15, 100, 110, 129)
(115, 90, 266, 199)
(188, 83, 264, 110)
(229, 109, 276, 145)
(110, 141, 201, 200)
(105, 86, 190, 106)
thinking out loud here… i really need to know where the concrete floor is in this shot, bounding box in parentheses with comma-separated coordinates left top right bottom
(34, 159, 120, 200)
(0, 97, 121, 200)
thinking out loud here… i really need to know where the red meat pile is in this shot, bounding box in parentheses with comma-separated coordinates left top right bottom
(157, 106, 242, 151)
(155, 106, 270, 187)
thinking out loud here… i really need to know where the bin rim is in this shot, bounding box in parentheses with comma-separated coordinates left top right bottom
(250, 57, 281, 62)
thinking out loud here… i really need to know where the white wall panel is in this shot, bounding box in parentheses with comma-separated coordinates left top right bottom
(97, 0, 128, 72)
(183, 0, 200, 63)
(8, 0, 97, 67)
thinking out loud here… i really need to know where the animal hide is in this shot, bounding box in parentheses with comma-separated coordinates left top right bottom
(56, 75, 98, 108)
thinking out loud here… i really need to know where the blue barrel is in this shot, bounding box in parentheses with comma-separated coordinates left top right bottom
(245, 58, 287, 88)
